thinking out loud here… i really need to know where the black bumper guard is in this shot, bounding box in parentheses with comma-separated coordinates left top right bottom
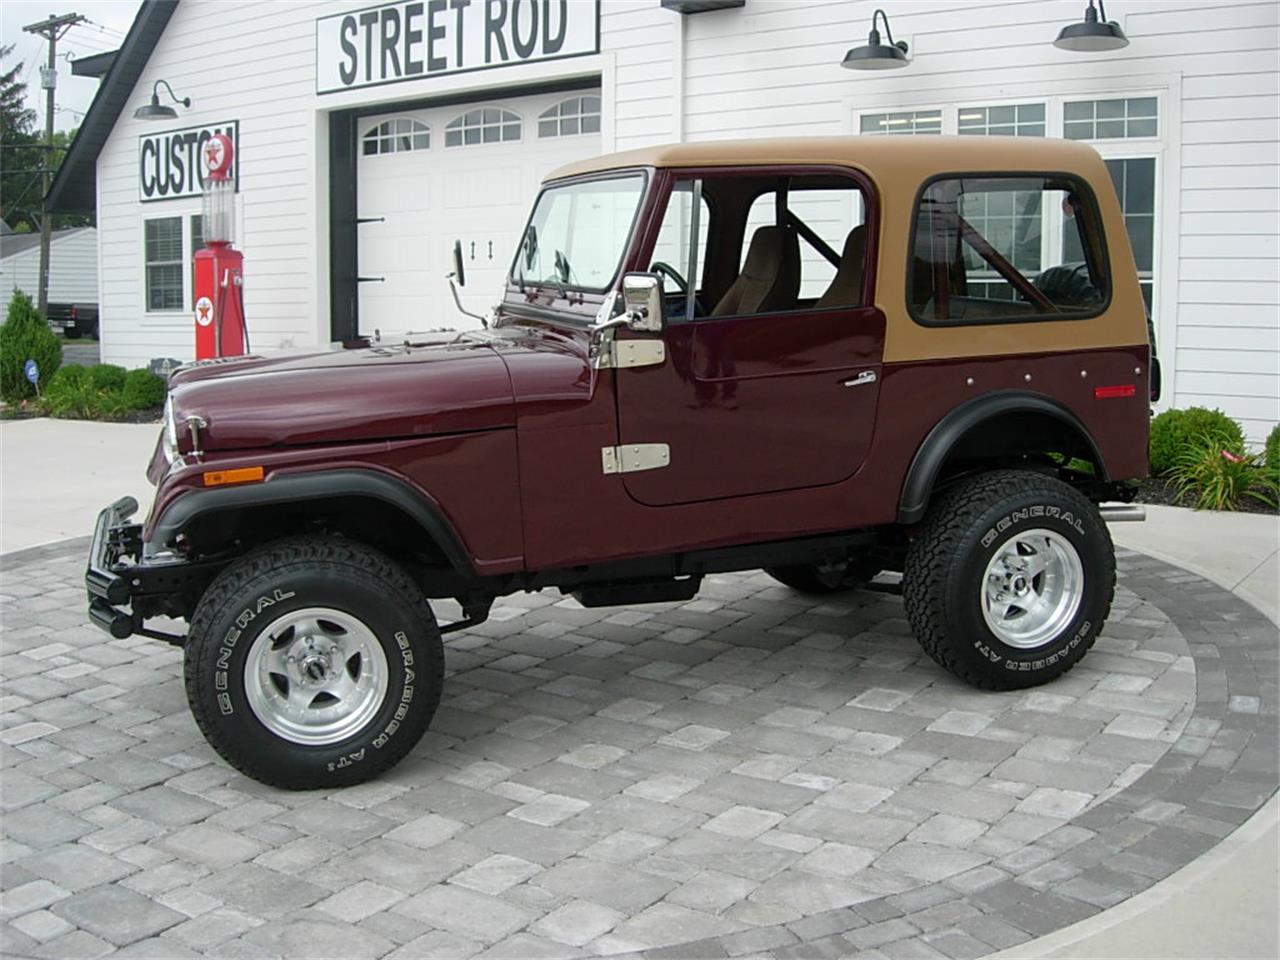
(86, 496, 190, 646)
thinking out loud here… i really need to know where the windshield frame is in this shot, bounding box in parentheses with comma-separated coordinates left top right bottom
(509, 168, 651, 299)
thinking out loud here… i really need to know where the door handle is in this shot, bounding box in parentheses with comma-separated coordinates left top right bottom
(842, 371, 877, 387)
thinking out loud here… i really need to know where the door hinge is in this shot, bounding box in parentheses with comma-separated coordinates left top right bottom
(592, 339, 666, 370)
(602, 443, 671, 475)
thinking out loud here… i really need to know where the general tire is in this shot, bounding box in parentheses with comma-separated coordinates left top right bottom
(184, 536, 443, 789)
(765, 559, 881, 595)
(903, 470, 1114, 690)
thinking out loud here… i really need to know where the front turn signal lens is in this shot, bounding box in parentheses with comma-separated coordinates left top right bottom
(203, 466, 265, 487)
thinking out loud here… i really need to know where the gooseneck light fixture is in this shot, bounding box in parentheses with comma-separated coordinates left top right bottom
(842, 8, 910, 70)
(134, 79, 192, 121)
(1054, 0, 1129, 52)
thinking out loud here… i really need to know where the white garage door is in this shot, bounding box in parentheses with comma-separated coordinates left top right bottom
(356, 91, 601, 339)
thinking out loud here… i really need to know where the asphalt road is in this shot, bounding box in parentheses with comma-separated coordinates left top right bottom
(62, 341, 101, 367)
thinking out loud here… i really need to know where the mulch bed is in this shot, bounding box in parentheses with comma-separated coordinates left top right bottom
(0, 404, 162, 424)
(1134, 475, 1278, 516)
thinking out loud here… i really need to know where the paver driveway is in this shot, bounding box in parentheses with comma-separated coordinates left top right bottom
(1, 541, 1274, 959)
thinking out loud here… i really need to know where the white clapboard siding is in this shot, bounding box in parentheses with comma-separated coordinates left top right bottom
(92, 0, 1278, 441)
(0, 228, 99, 318)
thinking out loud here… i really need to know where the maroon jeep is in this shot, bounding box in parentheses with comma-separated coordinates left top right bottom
(87, 136, 1154, 789)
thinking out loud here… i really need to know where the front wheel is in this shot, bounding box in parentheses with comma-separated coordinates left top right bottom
(184, 536, 443, 789)
(903, 470, 1114, 690)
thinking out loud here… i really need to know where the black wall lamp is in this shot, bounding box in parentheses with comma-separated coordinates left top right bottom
(134, 79, 191, 120)
(842, 8, 909, 70)
(1054, 0, 1129, 52)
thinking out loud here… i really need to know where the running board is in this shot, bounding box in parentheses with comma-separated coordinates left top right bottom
(1099, 504, 1146, 522)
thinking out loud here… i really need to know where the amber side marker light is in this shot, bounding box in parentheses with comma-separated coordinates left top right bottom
(203, 466, 265, 486)
(1095, 384, 1137, 399)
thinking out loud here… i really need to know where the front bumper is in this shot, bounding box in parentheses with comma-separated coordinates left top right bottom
(85, 496, 215, 644)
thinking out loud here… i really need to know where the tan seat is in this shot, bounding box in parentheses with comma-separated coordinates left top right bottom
(711, 225, 800, 316)
(816, 225, 866, 309)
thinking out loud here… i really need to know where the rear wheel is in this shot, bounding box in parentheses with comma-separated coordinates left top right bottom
(184, 536, 443, 789)
(765, 558, 880, 595)
(903, 470, 1114, 690)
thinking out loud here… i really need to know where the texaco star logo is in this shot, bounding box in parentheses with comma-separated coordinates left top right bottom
(204, 138, 225, 172)
(195, 296, 214, 327)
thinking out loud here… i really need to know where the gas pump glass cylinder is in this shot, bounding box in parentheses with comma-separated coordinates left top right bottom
(202, 177, 235, 245)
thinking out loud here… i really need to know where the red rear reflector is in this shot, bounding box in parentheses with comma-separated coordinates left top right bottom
(1095, 384, 1136, 399)
(203, 466, 264, 486)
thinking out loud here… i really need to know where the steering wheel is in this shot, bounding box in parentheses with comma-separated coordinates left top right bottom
(650, 261, 688, 294)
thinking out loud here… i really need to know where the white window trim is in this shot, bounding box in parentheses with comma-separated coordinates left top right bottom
(142, 213, 191, 317)
(844, 73, 1181, 404)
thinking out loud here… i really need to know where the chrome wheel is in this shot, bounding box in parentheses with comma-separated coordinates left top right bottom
(244, 606, 389, 746)
(980, 528, 1084, 650)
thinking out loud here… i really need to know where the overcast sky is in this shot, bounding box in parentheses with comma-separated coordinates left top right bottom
(2, 0, 142, 133)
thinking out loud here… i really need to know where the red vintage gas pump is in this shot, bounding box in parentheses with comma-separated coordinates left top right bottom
(193, 134, 247, 359)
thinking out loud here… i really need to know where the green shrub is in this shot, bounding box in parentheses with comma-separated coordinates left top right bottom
(1149, 407, 1245, 476)
(1169, 433, 1278, 511)
(121, 368, 166, 410)
(88, 363, 127, 392)
(0, 290, 62, 402)
(41, 365, 99, 418)
(1266, 424, 1280, 473)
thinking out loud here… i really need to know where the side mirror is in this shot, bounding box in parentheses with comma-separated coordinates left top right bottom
(621, 273, 664, 333)
(450, 240, 466, 287)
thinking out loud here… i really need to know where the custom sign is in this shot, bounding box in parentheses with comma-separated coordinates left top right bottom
(316, 0, 600, 94)
(195, 296, 214, 328)
(139, 121, 239, 202)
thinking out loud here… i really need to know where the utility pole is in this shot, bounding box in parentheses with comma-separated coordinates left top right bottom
(22, 11, 86, 317)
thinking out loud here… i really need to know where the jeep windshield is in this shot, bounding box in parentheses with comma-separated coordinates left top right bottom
(513, 173, 646, 299)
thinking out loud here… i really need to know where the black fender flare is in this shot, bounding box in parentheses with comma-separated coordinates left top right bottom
(898, 391, 1107, 524)
(152, 468, 476, 577)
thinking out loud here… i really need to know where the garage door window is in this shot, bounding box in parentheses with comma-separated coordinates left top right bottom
(538, 96, 601, 138)
(445, 108, 521, 147)
(363, 118, 430, 156)
(145, 217, 184, 312)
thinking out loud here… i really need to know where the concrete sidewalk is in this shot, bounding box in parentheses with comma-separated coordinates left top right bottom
(0, 418, 159, 555)
(1, 417, 1276, 958)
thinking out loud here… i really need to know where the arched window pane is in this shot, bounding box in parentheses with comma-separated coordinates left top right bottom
(537, 96, 601, 138)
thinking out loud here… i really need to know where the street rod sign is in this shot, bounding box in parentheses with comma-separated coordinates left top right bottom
(316, 0, 600, 95)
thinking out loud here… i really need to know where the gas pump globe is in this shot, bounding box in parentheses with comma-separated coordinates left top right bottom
(193, 133, 247, 359)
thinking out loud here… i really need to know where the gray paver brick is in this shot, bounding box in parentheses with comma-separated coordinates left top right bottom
(50, 884, 184, 946)
(393, 884, 536, 944)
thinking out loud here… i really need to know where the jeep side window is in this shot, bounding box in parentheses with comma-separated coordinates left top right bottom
(649, 181, 711, 320)
(649, 172, 870, 322)
(740, 183, 866, 308)
(909, 175, 1110, 325)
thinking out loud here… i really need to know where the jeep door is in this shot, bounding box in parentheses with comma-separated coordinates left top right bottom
(614, 168, 886, 507)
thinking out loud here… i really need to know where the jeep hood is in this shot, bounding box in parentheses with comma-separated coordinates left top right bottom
(167, 335, 516, 450)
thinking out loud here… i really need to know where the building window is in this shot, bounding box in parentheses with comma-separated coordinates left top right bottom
(958, 103, 1046, 137)
(145, 217, 184, 312)
(910, 175, 1109, 325)
(538, 96, 601, 138)
(1107, 158, 1156, 312)
(362, 118, 429, 156)
(859, 110, 942, 136)
(1063, 97, 1157, 140)
(444, 108, 521, 147)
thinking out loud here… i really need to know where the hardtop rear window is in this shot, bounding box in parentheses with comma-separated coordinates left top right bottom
(908, 173, 1111, 326)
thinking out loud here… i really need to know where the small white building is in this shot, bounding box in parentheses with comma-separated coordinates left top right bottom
(0, 226, 99, 319)
(48, 0, 1280, 439)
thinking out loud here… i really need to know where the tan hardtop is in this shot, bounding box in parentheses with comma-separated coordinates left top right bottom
(546, 135, 1106, 183)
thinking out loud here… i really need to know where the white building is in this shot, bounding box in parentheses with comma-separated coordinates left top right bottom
(49, 0, 1279, 439)
(0, 227, 98, 319)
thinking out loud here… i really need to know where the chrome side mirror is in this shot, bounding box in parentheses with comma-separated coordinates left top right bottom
(450, 240, 466, 286)
(621, 273, 664, 333)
